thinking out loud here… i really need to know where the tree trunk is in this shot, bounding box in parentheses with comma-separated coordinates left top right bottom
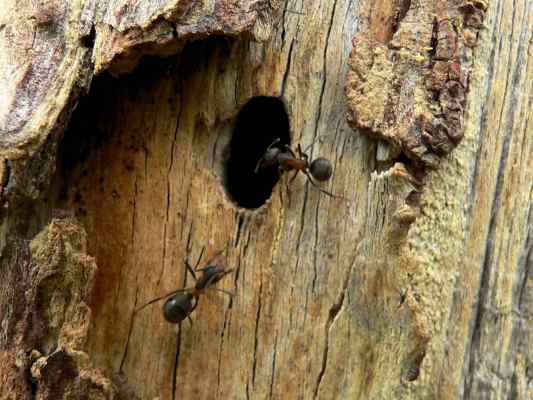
(0, 1, 531, 399)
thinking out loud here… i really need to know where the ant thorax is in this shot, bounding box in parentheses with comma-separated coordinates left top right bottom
(195, 266, 220, 289)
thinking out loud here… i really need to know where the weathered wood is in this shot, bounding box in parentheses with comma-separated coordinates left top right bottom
(345, 0, 487, 169)
(0, 0, 271, 202)
(0, 0, 531, 399)
(0, 218, 114, 398)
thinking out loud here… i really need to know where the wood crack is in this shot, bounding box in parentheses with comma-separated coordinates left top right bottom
(159, 90, 182, 286)
(313, 257, 350, 399)
(280, 38, 295, 95)
(466, 22, 499, 206)
(311, 196, 321, 293)
(295, 188, 310, 253)
(312, 0, 338, 149)
(268, 333, 279, 400)
(216, 304, 231, 398)
(172, 324, 183, 400)
(251, 272, 263, 386)
(464, 98, 517, 396)
(517, 198, 532, 308)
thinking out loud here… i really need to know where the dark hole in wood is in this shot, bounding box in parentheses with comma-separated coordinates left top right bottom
(80, 25, 96, 48)
(57, 56, 175, 192)
(29, 376, 38, 395)
(226, 97, 290, 209)
(57, 73, 113, 185)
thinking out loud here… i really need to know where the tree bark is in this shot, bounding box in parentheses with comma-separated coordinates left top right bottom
(0, 1, 531, 399)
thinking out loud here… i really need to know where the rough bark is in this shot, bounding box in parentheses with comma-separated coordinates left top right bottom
(345, 0, 487, 170)
(0, 0, 531, 400)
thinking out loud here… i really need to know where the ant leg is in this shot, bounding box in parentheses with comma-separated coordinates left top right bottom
(206, 287, 234, 298)
(183, 246, 204, 281)
(285, 170, 298, 197)
(184, 260, 197, 281)
(303, 134, 327, 154)
(297, 144, 303, 158)
(299, 148, 309, 164)
(194, 246, 206, 270)
(190, 298, 199, 313)
(304, 171, 342, 199)
(184, 300, 198, 327)
(288, 169, 299, 185)
(284, 145, 297, 158)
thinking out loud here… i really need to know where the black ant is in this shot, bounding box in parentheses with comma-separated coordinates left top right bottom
(255, 137, 339, 198)
(121, 247, 234, 399)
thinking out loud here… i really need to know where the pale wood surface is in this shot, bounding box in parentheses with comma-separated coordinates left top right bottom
(0, 1, 531, 399)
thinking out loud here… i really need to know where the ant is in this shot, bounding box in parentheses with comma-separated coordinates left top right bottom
(134, 248, 234, 325)
(122, 247, 234, 399)
(255, 137, 339, 198)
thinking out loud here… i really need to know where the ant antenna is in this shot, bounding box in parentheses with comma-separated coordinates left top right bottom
(196, 242, 231, 270)
(184, 246, 205, 280)
(194, 246, 206, 269)
(185, 262, 197, 280)
(303, 134, 328, 154)
(266, 137, 281, 151)
(134, 288, 191, 314)
(205, 286, 234, 298)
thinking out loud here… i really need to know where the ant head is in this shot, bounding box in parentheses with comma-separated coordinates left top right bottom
(261, 146, 282, 166)
(309, 157, 333, 181)
(163, 293, 193, 323)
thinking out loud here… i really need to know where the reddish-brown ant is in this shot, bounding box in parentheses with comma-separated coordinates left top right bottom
(134, 248, 234, 325)
(255, 137, 339, 197)
(121, 247, 233, 400)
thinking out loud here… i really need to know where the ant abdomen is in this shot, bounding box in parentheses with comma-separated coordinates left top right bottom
(310, 158, 333, 181)
(163, 294, 193, 323)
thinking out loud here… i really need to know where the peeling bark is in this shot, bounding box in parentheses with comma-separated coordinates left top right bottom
(0, 218, 117, 399)
(345, 0, 488, 170)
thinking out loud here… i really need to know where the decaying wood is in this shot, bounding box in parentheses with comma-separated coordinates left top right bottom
(0, 0, 273, 203)
(0, 0, 531, 399)
(345, 0, 488, 170)
(0, 218, 114, 398)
